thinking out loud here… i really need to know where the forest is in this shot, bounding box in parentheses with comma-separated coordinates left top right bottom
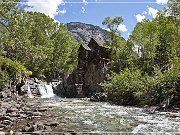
(0, 0, 179, 107)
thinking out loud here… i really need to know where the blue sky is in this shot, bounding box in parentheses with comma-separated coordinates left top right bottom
(22, 0, 168, 39)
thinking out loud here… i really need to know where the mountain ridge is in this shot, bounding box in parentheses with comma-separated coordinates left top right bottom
(67, 22, 110, 43)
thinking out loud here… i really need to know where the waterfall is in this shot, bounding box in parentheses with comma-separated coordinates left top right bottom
(21, 82, 34, 98)
(38, 83, 55, 98)
(27, 84, 34, 98)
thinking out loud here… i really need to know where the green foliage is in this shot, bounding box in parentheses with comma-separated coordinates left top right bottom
(103, 7, 180, 106)
(0, 70, 8, 89)
(152, 63, 180, 104)
(0, 0, 179, 108)
(154, 14, 179, 70)
(102, 68, 152, 105)
(102, 16, 124, 49)
(102, 16, 123, 32)
(102, 16, 136, 73)
(0, 55, 32, 88)
(0, 1, 80, 84)
(46, 24, 79, 79)
(128, 12, 179, 73)
(102, 64, 180, 106)
(0, 56, 32, 77)
(168, 0, 180, 18)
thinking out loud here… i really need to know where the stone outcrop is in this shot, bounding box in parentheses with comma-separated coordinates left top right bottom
(55, 38, 111, 98)
(0, 83, 48, 132)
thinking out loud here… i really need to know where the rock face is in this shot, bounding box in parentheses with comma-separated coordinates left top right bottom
(67, 22, 110, 43)
(19, 78, 60, 98)
(20, 78, 41, 97)
(56, 38, 111, 98)
(171, 88, 180, 108)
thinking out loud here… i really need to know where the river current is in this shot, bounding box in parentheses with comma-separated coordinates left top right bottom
(28, 97, 180, 134)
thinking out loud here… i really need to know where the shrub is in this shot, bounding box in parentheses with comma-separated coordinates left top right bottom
(0, 56, 32, 88)
(101, 68, 146, 105)
(0, 70, 9, 89)
(101, 64, 180, 106)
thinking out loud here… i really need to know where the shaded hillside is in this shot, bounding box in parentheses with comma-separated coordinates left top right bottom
(67, 22, 110, 43)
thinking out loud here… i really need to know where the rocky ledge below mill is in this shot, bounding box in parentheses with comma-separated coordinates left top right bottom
(0, 85, 70, 134)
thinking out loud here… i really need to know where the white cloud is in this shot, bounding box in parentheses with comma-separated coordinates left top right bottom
(165, 10, 171, 17)
(148, 6, 158, 18)
(83, 0, 88, 5)
(156, 0, 168, 5)
(117, 24, 128, 32)
(59, 9, 66, 14)
(135, 14, 146, 22)
(82, 7, 86, 13)
(81, 0, 88, 14)
(102, 28, 110, 31)
(24, 0, 64, 19)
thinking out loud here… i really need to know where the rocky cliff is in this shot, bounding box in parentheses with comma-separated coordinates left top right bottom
(67, 22, 110, 43)
(55, 38, 111, 100)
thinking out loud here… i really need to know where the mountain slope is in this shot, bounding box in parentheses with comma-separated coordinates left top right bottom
(67, 22, 110, 43)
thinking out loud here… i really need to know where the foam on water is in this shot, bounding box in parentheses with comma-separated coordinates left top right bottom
(38, 83, 55, 98)
(27, 84, 34, 98)
(29, 98, 180, 134)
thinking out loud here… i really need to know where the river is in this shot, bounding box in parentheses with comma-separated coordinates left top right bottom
(27, 97, 180, 134)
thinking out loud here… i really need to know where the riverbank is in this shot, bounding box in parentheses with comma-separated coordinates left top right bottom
(0, 84, 65, 134)
(0, 80, 180, 134)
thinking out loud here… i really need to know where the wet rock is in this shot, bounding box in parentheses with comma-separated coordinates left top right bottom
(66, 131, 77, 135)
(32, 131, 42, 135)
(19, 114, 27, 119)
(14, 103, 21, 109)
(169, 112, 180, 118)
(1, 102, 11, 108)
(0, 92, 7, 98)
(37, 108, 47, 112)
(142, 105, 158, 114)
(23, 107, 30, 111)
(21, 124, 34, 132)
(0, 124, 6, 128)
(0, 116, 13, 121)
(2, 120, 13, 126)
(63, 133, 74, 135)
(34, 78, 40, 83)
(21, 122, 52, 133)
(28, 126, 35, 132)
(32, 122, 41, 131)
(36, 122, 52, 131)
(44, 126, 52, 131)
(14, 132, 23, 135)
(3, 98, 11, 102)
(8, 113, 17, 118)
(32, 112, 42, 116)
(6, 108, 18, 113)
(16, 79, 25, 95)
(90, 92, 107, 102)
(45, 121, 59, 126)
(0, 113, 4, 117)
(0, 131, 5, 135)
(3, 124, 10, 130)
(32, 116, 41, 119)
